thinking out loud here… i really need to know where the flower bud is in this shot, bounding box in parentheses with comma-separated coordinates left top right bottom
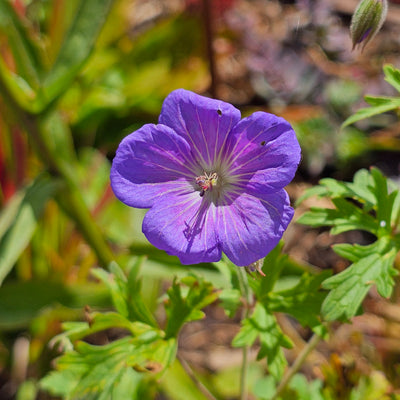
(245, 258, 265, 276)
(350, 0, 387, 50)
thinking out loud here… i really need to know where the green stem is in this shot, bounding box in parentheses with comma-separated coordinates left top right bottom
(237, 267, 253, 400)
(271, 333, 321, 400)
(177, 354, 218, 400)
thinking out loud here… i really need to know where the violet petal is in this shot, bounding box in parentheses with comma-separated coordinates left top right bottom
(159, 89, 242, 169)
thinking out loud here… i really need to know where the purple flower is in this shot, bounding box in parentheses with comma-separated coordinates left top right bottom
(110, 89, 301, 266)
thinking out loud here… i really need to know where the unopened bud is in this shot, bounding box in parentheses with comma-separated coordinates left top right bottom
(350, 0, 387, 50)
(245, 258, 265, 276)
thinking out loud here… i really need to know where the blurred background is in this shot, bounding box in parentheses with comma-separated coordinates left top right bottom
(1, 0, 400, 399)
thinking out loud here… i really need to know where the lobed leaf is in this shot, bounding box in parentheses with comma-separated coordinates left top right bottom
(370, 167, 398, 233)
(232, 303, 293, 380)
(267, 271, 331, 334)
(297, 167, 399, 237)
(92, 260, 157, 327)
(332, 236, 392, 263)
(41, 335, 176, 399)
(299, 168, 400, 322)
(383, 64, 400, 93)
(164, 275, 218, 339)
(297, 197, 378, 235)
(321, 250, 398, 321)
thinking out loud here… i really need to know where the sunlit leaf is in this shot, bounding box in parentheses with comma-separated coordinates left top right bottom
(41, 333, 177, 399)
(298, 168, 400, 322)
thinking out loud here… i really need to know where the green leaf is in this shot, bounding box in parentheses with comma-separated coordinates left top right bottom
(54, 314, 162, 352)
(332, 236, 392, 263)
(164, 275, 217, 339)
(321, 250, 398, 321)
(125, 258, 159, 327)
(41, 338, 142, 399)
(92, 260, 157, 327)
(0, 176, 59, 285)
(297, 167, 400, 237)
(341, 65, 400, 127)
(92, 267, 129, 317)
(297, 197, 379, 235)
(0, 1, 41, 88)
(347, 168, 376, 206)
(370, 167, 398, 233)
(342, 96, 400, 127)
(267, 271, 331, 333)
(383, 64, 400, 93)
(232, 303, 293, 380)
(374, 249, 398, 298)
(41, 334, 177, 399)
(41, 0, 113, 107)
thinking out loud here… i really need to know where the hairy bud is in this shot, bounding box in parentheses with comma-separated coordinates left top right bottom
(350, 0, 387, 50)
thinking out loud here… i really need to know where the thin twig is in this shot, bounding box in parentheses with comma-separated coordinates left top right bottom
(271, 333, 321, 400)
(177, 354, 218, 400)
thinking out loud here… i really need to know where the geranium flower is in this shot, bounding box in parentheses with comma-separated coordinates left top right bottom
(110, 89, 300, 266)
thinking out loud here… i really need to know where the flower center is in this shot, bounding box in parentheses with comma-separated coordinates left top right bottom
(195, 172, 218, 197)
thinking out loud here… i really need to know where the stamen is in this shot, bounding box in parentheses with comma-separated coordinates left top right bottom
(195, 172, 218, 197)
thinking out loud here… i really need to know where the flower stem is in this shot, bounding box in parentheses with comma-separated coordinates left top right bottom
(271, 333, 321, 400)
(177, 354, 218, 400)
(237, 267, 253, 400)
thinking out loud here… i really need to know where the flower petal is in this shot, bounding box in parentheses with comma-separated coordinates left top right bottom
(142, 192, 222, 264)
(159, 89, 241, 170)
(217, 189, 293, 266)
(226, 112, 301, 193)
(110, 123, 196, 208)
